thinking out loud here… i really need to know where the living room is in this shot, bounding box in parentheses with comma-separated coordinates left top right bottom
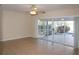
(0, 4, 79, 55)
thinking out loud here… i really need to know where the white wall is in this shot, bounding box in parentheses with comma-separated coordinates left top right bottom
(0, 5, 2, 41)
(29, 16, 38, 38)
(2, 10, 32, 41)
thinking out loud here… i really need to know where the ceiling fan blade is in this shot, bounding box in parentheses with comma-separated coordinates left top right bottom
(38, 11, 46, 14)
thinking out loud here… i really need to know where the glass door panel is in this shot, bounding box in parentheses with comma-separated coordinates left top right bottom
(53, 19, 65, 44)
(43, 20, 48, 40)
(47, 19, 54, 41)
(38, 20, 46, 38)
(64, 21, 74, 46)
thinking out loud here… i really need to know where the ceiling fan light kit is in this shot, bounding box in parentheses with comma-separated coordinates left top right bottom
(29, 5, 45, 16)
(30, 11, 38, 16)
(30, 5, 38, 15)
(30, 10, 37, 14)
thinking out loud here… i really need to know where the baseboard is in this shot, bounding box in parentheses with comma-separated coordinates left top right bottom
(31, 36, 39, 39)
(2, 36, 32, 41)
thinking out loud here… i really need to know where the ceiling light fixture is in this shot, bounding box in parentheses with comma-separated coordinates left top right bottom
(29, 5, 45, 16)
(30, 10, 37, 15)
(30, 5, 38, 15)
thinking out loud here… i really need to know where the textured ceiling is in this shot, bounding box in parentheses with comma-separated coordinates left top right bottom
(2, 4, 79, 12)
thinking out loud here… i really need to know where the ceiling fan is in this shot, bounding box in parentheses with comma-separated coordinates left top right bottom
(27, 5, 46, 16)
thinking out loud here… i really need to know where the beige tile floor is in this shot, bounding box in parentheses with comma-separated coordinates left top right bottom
(0, 37, 78, 55)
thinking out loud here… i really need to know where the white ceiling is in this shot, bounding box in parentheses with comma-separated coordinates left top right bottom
(2, 4, 79, 12)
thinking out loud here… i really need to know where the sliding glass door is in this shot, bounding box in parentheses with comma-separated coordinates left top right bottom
(38, 17, 74, 47)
